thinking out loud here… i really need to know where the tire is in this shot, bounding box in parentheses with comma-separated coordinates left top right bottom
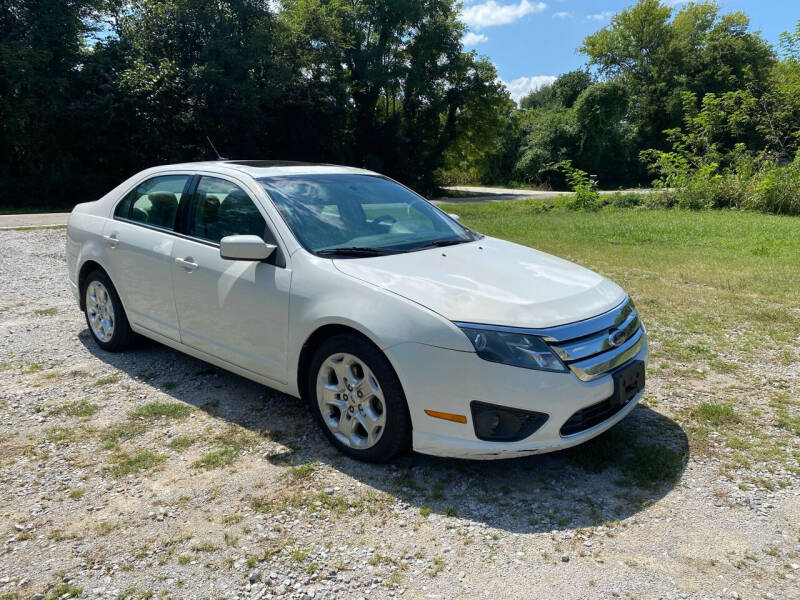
(82, 269, 135, 352)
(307, 333, 411, 463)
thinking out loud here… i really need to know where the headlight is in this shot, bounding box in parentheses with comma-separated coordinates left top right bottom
(458, 326, 568, 372)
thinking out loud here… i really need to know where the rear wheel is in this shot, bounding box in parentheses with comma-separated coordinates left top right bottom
(83, 270, 135, 352)
(308, 333, 411, 462)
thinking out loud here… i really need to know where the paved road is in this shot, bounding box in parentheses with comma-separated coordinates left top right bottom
(431, 185, 656, 204)
(0, 212, 69, 229)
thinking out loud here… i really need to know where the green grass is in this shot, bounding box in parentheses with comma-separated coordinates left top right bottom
(166, 436, 196, 451)
(192, 447, 240, 470)
(94, 374, 121, 386)
(190, 425, 257, 470)
(68, 488, 85, 499)
(693, 403, 740, 427)
(565, 426, 686, 488)
(440, 203, 800, 303)
(48, 400, 100, 418)
(287, 461, 319, 480)
(33, 307, 57, 316)
(109, 450, 166, 476)
(444, 202, 800, 479)
(128, 402, 191, 420)
(47, 584, 83, 599)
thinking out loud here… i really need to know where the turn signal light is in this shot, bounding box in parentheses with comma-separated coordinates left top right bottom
(424, 409, 467, 424)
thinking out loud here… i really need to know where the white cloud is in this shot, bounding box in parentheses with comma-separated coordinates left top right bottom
(462, 0, 547, 29)
(586, 11, 614, 22)
(462, 32, 489, 46)
(500, 75, 557, 102)
(552, 11, 572, 19)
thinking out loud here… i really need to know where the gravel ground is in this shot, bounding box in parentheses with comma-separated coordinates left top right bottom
(1, 228, 798, 600)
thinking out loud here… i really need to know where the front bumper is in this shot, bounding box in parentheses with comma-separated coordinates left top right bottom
(385, 334, 648, 460)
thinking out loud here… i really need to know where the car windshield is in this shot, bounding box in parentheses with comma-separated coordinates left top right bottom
(259, 174, 478, 256)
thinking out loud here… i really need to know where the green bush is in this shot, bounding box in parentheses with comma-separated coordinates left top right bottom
(752, 157, 800, 215)
(560, 160, 600, 210)
(434, 168, 481, 187)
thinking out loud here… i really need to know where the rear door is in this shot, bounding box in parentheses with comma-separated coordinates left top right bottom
(171, 175, 291, 383)
(102, 174, 192, 340)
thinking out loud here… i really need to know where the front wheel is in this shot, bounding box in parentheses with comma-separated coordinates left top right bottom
(308, 333, 411, 462)
(83, 269, 135, 352)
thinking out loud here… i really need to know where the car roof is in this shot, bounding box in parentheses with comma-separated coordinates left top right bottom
(153, 160, 378, 178)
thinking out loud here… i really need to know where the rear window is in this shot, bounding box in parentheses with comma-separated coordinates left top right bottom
(115, 175, 190, 231)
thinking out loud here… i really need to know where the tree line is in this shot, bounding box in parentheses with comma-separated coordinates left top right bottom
(445, 1, 800, 198)
(1, 0, 507, 206)
(1, 0, 799, 211)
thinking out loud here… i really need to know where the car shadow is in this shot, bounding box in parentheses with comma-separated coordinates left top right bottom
(80, 331, 689, 535)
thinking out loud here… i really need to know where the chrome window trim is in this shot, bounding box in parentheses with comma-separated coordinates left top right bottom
(453, 296, 631, 343)
(112, 216, 221, 249)
(110, 171, 196, 221)
(110, 173, 290, 266)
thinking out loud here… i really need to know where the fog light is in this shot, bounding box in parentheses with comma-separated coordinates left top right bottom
(470, 401, 548, 442)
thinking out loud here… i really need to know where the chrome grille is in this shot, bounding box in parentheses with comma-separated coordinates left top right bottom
(543, 297, 644, 381)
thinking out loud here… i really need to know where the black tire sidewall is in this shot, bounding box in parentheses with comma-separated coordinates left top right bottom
(82, 270, 133, 352)
(307, 333, 411, 463)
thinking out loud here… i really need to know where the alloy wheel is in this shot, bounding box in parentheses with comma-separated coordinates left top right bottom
(86, 280, 115, 343)
(315, 352, 387, 449)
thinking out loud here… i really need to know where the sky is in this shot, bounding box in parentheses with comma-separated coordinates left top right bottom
(459, 0, 800, 101)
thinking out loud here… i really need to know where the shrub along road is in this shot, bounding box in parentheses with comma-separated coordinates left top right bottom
(0, 205, 798, 599)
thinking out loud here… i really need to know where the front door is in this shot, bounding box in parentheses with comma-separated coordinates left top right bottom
(171, 175, 291, 383)
(103, 174, 191, 340)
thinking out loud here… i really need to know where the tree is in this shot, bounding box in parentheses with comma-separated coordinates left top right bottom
(0, 0, 104, 200)
(581, 0, 774, 150)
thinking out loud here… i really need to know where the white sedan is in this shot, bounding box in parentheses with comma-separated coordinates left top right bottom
(66, 161, 647, 462)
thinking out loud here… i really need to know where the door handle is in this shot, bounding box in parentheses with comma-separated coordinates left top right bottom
(103, 234, 119, 248)
(175, 257, 198, 271)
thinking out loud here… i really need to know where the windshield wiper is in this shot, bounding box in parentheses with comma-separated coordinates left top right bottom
(414, 239, 470, 250)
(316, 246, 401, 257)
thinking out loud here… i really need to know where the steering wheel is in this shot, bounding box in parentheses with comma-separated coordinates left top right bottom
(370, 214, 397, 227)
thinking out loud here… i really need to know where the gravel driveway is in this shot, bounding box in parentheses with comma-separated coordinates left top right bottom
(1, 229, 798, 600)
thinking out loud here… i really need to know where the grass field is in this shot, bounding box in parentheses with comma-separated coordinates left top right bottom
(439, 202, 800, 482)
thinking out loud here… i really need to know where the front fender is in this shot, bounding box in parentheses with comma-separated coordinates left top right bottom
(286, 253, 472, 396)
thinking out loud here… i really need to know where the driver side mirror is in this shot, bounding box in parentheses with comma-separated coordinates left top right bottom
(448, 213, 461, 221)
(220, 235, 276, 261)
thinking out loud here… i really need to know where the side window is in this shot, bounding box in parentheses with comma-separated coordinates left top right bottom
(190, 177, 267, 244)
(116, 175, 190, 231)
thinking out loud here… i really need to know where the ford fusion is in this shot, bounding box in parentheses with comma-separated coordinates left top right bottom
(66, 161, 647, 462)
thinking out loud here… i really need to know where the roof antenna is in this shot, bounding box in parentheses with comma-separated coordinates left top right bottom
(206, 136, 227, 161)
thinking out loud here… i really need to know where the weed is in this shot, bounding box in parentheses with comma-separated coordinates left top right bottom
(94, 374, 121, 386)
(47, 584, 82, 599)
(287, 461, 318, 480)
(693, 402, 739, 426)
(110, 450, 166, 476)
(49, 400, 100, 418)
(429, 557, 445, 578)
(290, 548, 310, 561)
(129, 402, 191, 420)
(192, 448, 239, 470)
(166, 436, 196, 451)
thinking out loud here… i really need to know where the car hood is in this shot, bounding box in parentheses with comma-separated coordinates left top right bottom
(333, 237, 626, 329)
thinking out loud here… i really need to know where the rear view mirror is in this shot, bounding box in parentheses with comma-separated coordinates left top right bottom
(220, 235, 276, 261)
(448, 213, 461, 221)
